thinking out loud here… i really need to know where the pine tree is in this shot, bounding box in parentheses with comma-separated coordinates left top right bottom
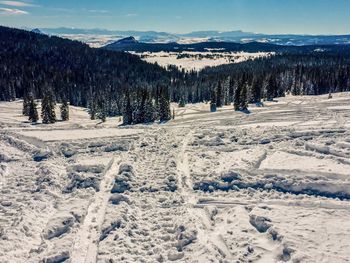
(159, 87, 171, 122)
(96, 100, 107, 122)
(22, 94, 31, 116)
(251, 78, 262, 103)
(233, 82, 241, 111)
(133, 89, 147, 124)
(240, 84, 249, 111)
(223, 77, 231, 105)
(28, 98, 39, 123)
(60, 99, 69, 121)
(216, 80, 223, 108)
(88, 97, 97, 120)
(178, 97, 186, 108)
(210, 88, 217, 112)
(123, 90, 133, 125)
(144, 94, 156, 123)
(41, 89, 56, 124)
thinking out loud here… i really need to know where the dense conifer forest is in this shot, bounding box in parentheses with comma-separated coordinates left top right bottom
(1, 26, 350, 124)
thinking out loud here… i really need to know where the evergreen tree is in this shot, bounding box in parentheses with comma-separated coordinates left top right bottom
(216, 80, 223, 107)
(240, 83, 249, 111)
(60, 99, 69, 121)
(88, 97, 97, 120)
(41, 89, 56, 124)
(123, 90, 133, 125)
(233, 82, 241, 111)
(223, 77, 231, 105)
(133, 89, 147, 124)
(96, 100, 107, 122)
(251, 78, 262, 103)
(266, 75, 276, 101)
(210, 88, 217, 112)
(159, 87, 171, 122)
(22, 94, 31, 116)
(144, 94, 156, 123)
(178, 97, 186, 108)
(28, 98, 39, 123)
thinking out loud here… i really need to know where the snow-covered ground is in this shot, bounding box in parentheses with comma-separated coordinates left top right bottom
(1, 93, 350, 263)
(132, 51, 274, 71)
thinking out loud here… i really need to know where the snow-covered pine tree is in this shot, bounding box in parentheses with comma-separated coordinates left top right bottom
(210, 88, 217, 112)
(41, 89, 56, 124)
(28, 98, 39, 123)
(60, 98, 69, 121)
(159, 87, 171, 122)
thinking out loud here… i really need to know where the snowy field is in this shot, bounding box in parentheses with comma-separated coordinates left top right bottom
(1, 93, 350, 263)
(132, 51, 274, 71)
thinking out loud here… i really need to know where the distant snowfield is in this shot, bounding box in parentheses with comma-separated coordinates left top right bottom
(131, 51, 275, 71)
(1, 92, 350, 263)
(59, 34, 122, 48)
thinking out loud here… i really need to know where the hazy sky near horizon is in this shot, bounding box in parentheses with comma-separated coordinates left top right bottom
(0, 0, 349, 34)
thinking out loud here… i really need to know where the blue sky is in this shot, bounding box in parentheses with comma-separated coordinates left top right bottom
(0, 0, 349, 34)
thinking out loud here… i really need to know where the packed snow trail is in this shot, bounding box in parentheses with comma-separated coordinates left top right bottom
(70, 158, 118, 263)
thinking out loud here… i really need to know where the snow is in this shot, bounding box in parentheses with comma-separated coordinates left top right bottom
(19, 128, 142, 142)
(1, 92, 350, 262)
(131, 51, 274, 71)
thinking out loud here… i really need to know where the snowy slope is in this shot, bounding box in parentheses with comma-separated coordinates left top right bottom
(1, 93, 350, 262)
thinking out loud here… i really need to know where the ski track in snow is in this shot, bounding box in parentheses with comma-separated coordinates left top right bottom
(70, 157, 118, 263)
(1, 92, 350, 262)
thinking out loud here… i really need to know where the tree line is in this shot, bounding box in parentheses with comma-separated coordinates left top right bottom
(175, 53, 350, 108)
(2, 26, 350, 125)
(0, 26, 173, 124)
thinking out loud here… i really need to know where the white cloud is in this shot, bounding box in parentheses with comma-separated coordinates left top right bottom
(0, 1, 35, 7)
(0, 7, 28, 15)
(125, 13, 137, 17)
(88, 9, 109, 14)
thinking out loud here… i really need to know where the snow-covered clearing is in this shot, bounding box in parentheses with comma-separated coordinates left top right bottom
(1, 92, 350, 262)
(132, 51, 274, 71)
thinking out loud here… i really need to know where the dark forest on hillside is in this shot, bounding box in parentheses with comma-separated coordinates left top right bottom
(1, 26, 350, 124)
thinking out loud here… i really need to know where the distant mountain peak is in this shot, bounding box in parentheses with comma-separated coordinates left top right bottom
(115, 36, 139, 45)
(31, 28, 44, 34)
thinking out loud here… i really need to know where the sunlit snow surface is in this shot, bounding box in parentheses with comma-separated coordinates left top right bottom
(1, 93, 350, 262)
(132, 51, 274, 71)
